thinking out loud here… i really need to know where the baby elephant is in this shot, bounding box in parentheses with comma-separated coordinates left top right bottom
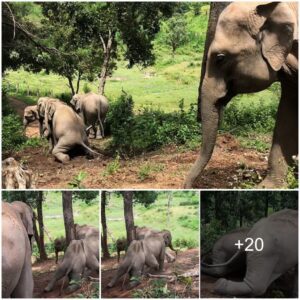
(45, 234, 99, 293)
(54, 237, 66, 264)
(116, 237, 127, 262)
(23, 105, 39, 128)
(107, 235, 165, 288)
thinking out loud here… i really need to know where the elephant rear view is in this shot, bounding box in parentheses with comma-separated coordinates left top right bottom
(2, 202, 33, 298)
(214, 209, 298, 297)
(70, 92, 109, 139)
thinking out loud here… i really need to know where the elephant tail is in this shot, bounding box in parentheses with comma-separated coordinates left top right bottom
(201, 249, 242, 268)
(97, 108, 105, 138)
(80, 142, 100, 156)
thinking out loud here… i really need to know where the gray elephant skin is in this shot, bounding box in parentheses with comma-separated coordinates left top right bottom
(107, 235, 166, 288)
(70, 92, 109, 139)
(185, 2, 298, 188)
(23, 105, 39, 128)
(116, 237, 127, 262)
(212, 209, 298, 297)
(37, 98, 98, 163)
(54, 237, 67, 264)
(45, 225, 99, 293)
(201, 227, 249, 277)
(2, 201, 34, 298)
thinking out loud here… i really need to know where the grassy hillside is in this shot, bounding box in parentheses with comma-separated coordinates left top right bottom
(105, 191, 199, 254)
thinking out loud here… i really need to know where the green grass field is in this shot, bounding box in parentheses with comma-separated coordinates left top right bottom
(33, 192, 99, 258)
(105, 191, 199, 253)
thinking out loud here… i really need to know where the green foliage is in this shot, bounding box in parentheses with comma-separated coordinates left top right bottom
(173, 238, 197, 249)
(2, 114, 27, 153)
(102, 154, 121, 176)
(73, 191, 99, 203)
(178, 215, 198, 230)
(286, 166, 298, 189)
(107, 93, 200, 156)
(68, 171, 87, 189)
(83, 82, 91, 93)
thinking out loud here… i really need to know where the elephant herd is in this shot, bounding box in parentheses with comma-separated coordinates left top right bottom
(107, 226, 177, 289)
(23, 92, 109, 163)
(2, 201, 99, 298)
(202, 209, 298, 297)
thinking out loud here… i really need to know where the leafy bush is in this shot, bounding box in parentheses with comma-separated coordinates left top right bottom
(173, 238, 197, 249)
(178, 215, 198, 230)
(83, 82, 91, 93)
(2, 114, 27, 153)
(106, 93, 200, 156)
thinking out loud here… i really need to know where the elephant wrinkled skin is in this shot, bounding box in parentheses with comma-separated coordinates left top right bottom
(2, 202, 34, 298)
(185, 2, 298, 188)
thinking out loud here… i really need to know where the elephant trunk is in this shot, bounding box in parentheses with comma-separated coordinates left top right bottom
(184, 94, 221, 188)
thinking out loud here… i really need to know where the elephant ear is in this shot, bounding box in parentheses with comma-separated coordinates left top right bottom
(253, 2, 296, 71)
(46, 103, 56, 121)
(75, 99, 82, 113)
(12, 202, 34, 236)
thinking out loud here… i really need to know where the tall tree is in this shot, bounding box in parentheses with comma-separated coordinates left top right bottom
(122, 191, 135, 245)
(62, 191, 75, 246)
(36, 191, 47, 260)
(101, 191, 110, 259)
(197, 2, 230, 120)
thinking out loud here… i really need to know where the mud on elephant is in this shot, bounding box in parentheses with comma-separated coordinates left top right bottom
(2, 201, 34, 298)
(107, 234, 166, 288)
(185, 2, 298, 189)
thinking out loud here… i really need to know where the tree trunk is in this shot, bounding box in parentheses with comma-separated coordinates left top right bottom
(75, 72, 82, 94)
(98, 30, 115, 95)
(32, 211, 41, 255)
(122, 191, 135, 245)
(62, 191, 75, 246)
(101, 191, 110, 259)
(37, 191, 47, 260)
(67, 76, 75, 95)
(197, 2, 230, 121)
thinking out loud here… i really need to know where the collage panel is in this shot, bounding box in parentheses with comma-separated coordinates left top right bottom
(101, 190, 200, 298)
(200, 191, 298, 298)
(2, 191, 100, 298)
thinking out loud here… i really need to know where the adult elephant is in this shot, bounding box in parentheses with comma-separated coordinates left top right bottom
(185, 2, 298, 188)
(2, 202, 34, 298)
(70, 92, 109, 139)
(214, 209, 298, 297)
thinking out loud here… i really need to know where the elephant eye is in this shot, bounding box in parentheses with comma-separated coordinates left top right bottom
(216, 53, 226, 64)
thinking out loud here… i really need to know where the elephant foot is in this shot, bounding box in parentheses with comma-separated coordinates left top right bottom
(44, 284, 53, 292)
(66, 284, 80, 294)
(54, 153, 70, 164)
(214, 278, 228, 295)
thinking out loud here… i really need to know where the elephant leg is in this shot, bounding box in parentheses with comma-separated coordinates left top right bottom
(52, 141, 70, 163)
(44, 262, 68, 292)
(86, 255, 99, 272)
(66, 271, 81, 294)
(96, 118, 104, 139)
(214, 278, 252, 296)
(259, 83, 298, 188)
(11, 254, 33, 298)
(165, 251, 175, 263)
(145, 254, 160, 271)
(117, 250, 120, 262)
(107, 261, 130, 288)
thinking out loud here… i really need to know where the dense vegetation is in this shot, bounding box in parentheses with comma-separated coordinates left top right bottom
(201, 191, 298, 253)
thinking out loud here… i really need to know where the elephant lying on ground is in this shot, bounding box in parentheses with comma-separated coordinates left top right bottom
(54, 237, 66, 264)
(116, 237, 127, 262)
(37, 99, 98, 163)
(185, 2, 298, 188)
(201, 227, 249, 277)
(135, 226, 177, 262)
(107, 235, 165, 288)
(70, 92, 109, 139)
(213, 209, 298, 297)
(45, 231, 99, 293)
(2, 201, 34, 298)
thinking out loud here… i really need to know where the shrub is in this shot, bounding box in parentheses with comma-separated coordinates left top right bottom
(173, 238, 197, 249)
(2, 114, 27, 153)
(83, 82, 91, 93)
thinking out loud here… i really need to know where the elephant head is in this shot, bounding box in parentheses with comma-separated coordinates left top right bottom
(185, 2, 298, 187)
(70, 94, 82, 113)
(23, 105, 38, 127)
(10, 201, 34, 242)
(160, 229, 177, 254)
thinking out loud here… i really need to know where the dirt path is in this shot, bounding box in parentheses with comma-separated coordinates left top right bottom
(7, 97, 269, 189)
(32, 258, 98, 298)
(101, 248, 199, 298)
